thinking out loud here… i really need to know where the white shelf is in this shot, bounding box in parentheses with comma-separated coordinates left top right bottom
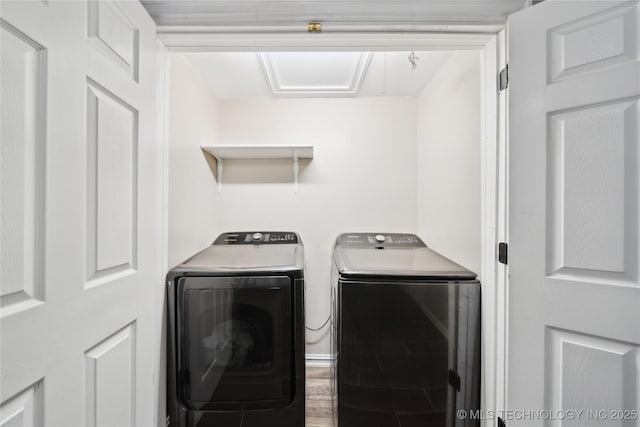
(202, 145, 313, 161)
(201, 145, 314, 193)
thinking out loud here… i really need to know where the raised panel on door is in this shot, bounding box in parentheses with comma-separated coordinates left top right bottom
(85, 323, 137, 427)
(546, 328, 638, 426)
(548, 3, 638, 83)
(547, 98, 638, 284)
(85, 79, 139, 289)
(509, 0, 640, 421)
(0, 381, 43, 427)
(87, 0, 139, 81)
(0, 19, 46, 317)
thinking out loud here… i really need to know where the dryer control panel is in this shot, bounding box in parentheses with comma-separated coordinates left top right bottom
(213, 231, 299, 245)
(336, 233, 426, 248)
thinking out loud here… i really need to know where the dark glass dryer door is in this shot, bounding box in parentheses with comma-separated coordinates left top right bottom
(177, 276, 292, 410)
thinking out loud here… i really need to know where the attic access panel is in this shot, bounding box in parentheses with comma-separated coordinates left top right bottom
(258, 51, 372, 96)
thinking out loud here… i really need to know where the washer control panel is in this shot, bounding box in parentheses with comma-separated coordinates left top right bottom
(337, 233, 425, 248)
(213, 231, 299, 245)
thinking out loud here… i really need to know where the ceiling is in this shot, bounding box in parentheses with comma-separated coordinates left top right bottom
(156, 0, 514, 97)
(142, 0, 529, 28)
(182, 50, 455, 98)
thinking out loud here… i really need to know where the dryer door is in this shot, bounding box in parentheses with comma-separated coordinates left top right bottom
(177, 275, 293, 410)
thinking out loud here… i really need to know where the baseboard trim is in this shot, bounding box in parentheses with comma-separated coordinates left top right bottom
(305, 353, 336, 368)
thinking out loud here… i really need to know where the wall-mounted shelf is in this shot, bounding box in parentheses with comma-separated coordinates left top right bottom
(201, 145, 314, 193)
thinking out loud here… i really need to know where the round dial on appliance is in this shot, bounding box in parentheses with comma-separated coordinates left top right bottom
(252, 232, 264, 241)
(375, 234, 386, 243)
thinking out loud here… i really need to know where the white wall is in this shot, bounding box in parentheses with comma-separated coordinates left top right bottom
(416, 51, 481, 273)
(167, 54, 221, 267)
(216, 97, 418, 354)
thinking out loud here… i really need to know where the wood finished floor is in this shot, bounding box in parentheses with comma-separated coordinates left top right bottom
(306, 367, 334, 427)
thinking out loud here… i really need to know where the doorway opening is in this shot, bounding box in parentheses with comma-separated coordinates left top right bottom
(160, 32, 507, 425)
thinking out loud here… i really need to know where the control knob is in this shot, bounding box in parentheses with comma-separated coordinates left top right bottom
(375, 234, 386, 243)
(252, 232, 263, 241)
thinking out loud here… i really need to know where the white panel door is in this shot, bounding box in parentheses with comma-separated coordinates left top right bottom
(509, 0, 640, 424)
(0, 1, 162, 426)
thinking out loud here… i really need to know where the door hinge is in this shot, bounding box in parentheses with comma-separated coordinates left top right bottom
(448, 369, 461, 391)
(499, 64, 509, 91)
(498, 242, 508, 265)
(498, 417, 506, 427)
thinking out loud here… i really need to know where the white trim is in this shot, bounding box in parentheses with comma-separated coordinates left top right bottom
(158, 31, 495, 52)
(142, 0, 528, 28)
(154, 37, 170, 427)
(305, 353, 336, 368)
(495, 26, 509, 421)
(479, 32, 510, 427)
(157, 24, 505, 34)
(477, 28, 508, 427)
(479, 33, 498, 427)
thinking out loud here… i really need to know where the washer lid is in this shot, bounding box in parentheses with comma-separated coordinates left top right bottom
(333, 233, 476, 280)
(181, 244, 303, 271)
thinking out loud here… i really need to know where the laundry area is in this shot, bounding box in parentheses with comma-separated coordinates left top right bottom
(166, 47, 484, 426)
(167, 48, 483, 350)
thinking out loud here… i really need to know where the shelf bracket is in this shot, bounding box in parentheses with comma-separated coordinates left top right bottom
(293, 154, 299, 193)
(217, 158, 223, 193)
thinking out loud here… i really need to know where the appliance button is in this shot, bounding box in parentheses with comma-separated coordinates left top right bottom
(375, 234, 386, 243)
